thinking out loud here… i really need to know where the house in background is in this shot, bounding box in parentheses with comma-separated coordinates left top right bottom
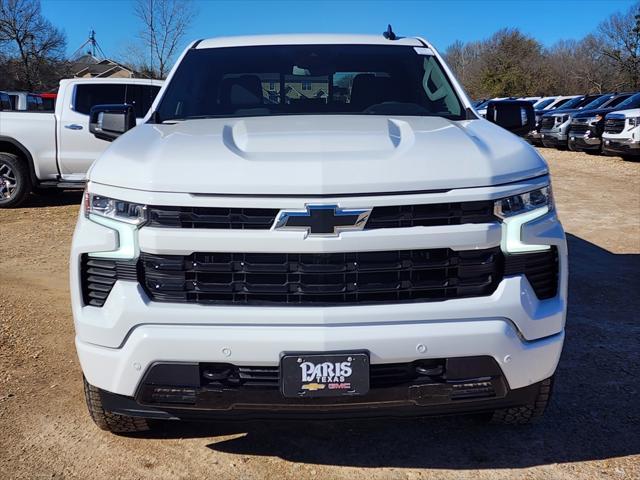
(71, 54, 136, 79)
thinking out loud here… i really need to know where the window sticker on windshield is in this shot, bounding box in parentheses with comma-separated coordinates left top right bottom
(414, 47, 434, 56)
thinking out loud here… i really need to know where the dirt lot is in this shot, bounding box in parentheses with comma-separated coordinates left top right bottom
(1, 149, 639, 480)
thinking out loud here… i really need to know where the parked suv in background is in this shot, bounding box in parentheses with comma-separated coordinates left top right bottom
(540, 94, 612, 149)
(527, 95, 580, 145)
(71, 34, 566, 433)
(603, 106, 640, 160)
(569, 93, 639, 153)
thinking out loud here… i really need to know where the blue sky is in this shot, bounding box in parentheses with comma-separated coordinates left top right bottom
(42, 0, 637, 61)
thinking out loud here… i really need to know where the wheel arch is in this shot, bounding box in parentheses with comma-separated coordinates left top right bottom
(0, 136, 38, 185)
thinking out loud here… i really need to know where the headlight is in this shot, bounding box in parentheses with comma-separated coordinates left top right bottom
(629, 117, 640, 128)
(84, 191, 147, 225)
(556, 115, 569, 123)
(494, 186, 553, 219)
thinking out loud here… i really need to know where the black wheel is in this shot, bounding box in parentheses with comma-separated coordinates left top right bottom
(0, 152, 31, 208)
(83, 376, 150, 433)
(489, 376, 554, 425)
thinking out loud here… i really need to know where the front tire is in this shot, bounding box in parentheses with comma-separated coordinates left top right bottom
(0, 152, 31, 208)
(83, 377, 150, 433)
(489, 376, 554, 425)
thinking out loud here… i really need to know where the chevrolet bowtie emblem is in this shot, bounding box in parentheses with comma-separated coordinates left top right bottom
(273, 204, 372, 237)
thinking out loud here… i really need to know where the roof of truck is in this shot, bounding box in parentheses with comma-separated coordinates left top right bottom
(195, 34, 427, 50)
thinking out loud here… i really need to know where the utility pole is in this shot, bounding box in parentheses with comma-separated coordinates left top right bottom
(149, 0, 154, 78)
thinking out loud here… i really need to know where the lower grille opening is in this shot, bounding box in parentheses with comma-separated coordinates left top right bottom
(137, 357, 505, 407)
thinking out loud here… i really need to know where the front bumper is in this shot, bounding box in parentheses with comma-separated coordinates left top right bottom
(96, 358, 554, 420)
(602, 137, 640, 157)
(71, 182, 567, 415)
(540, 130, 567, 148)
(568, 133, 601, 151)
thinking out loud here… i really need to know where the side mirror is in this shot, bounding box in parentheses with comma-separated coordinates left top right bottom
(486, 100, 535, 137)
(89, 104, 136, 142)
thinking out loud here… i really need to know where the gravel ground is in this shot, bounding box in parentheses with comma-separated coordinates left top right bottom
(0, 149, 638, 479)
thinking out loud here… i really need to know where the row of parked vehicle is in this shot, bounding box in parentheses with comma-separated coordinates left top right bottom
(0, 90, 57, 111)
(474, 93, 640, 161)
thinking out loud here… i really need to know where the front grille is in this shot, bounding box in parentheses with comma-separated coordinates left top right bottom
(140, 247, 503, 306)
(146, 201, 497, 230)
(147, 206, 280, 229)
(540, 117, 555, 129)
(569, 123, 590, 135)
(504, 247, 558, 300)
(604, 118, 625, 134)
(365, 201, 495, 229)
(80, 256, 138, 307)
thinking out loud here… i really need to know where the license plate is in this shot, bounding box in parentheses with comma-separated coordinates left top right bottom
(280, 352, 369, 398)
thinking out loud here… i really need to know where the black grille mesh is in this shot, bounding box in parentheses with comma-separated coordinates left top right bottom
(80, 256, 138, 307)
(604, 118, 625, 134)
(504, 247, 558, 300)
(140, 247, 504, 306)
(81, 247, 559, 307)
(569, 123, 590, 135)
(146, 201, 497, 230)
(540, 117, 555, 129)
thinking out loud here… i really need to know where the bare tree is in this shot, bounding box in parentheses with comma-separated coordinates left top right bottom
(0, 0, 66, 90)
(134, 0, 195, 79)
(598, 1, 640, 89)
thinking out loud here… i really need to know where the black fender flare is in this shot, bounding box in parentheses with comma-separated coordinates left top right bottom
(0, 135, 39, 184)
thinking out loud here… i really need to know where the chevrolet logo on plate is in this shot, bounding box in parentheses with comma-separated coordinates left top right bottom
(301, 383, 326, 391)
(273, 204, 371, 237)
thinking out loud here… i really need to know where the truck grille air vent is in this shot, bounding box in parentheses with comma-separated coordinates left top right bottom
(80, 256, 138, 307)
(604, 118, 625, 134)
(139, 247, 504, 306)
(147, 206, 280, 229)
(504, 247, 558, 300)
(569, 124, 590, 135)
(365, 201, 496, 229)
(540, 117, 555, 129)
(146, 201, 497, 230)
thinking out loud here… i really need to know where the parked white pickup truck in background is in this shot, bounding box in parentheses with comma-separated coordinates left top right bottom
(0, 78, 162, 207)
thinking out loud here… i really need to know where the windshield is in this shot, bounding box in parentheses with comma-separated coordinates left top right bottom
(614, 92, 640, 109)
(534, 98, 554, 110)
(155, 45, 465, 122)
(581, 95, 613, 110)
(555, 96, 583, 110)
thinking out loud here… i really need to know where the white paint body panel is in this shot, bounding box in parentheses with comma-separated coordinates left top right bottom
(89, 115, 547, 195)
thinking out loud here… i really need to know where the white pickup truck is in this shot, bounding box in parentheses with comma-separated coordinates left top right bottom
(0, 78, 162, 207)
(71, 32, 566, 433)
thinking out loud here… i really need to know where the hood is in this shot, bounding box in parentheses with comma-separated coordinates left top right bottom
(606, 108, 640, 119)
(545, 108, 583, 118)
(573, 107, 618, 119)
(89, 115, 548, 195)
